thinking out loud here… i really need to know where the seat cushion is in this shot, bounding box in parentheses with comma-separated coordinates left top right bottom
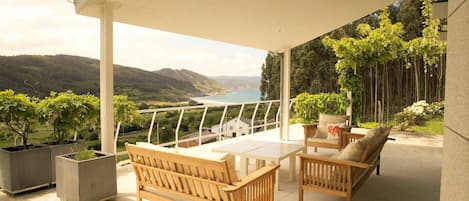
(307, 137, 339, 144)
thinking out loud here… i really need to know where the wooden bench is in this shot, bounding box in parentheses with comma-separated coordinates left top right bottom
(298, 128, 392, 201)
(126, 143, 279, 201)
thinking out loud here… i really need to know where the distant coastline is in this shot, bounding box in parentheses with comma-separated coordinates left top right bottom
(191, 89, 261, 105)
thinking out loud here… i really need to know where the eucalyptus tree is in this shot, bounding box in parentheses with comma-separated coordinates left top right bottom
(0, 90, 38, 149)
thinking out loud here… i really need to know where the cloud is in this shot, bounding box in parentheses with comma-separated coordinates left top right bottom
(0, 0, 267, 76)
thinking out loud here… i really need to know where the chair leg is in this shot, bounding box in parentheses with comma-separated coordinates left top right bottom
(314, 147, 318, 152)
(376, 155, 381, 176)
(299, 188, 304, 201)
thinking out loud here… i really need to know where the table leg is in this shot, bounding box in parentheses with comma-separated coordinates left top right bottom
(271, 160, 280, 191)
(240, 156, 248, 178)
(256, 159, 266, 169)
(289, 154, 296, 181)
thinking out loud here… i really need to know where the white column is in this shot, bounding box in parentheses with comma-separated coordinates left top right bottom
(279, 47, 291, 141)
(440, 1, 469, 201)
(100, 2, 114, 154)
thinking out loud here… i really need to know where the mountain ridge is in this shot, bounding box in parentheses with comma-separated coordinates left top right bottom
(0, 54, 226, 102)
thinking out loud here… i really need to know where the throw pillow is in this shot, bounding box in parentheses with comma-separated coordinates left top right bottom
(326, 123, 345, 140)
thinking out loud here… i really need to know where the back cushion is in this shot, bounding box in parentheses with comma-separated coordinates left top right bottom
(315, 114, 348, 138)
(334, 141, 365, 162)
(359, 127, 391, 157)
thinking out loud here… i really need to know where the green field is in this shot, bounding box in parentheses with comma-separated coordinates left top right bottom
(358, 118, 443, 135)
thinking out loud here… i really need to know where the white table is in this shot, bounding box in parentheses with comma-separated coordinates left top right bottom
(212, 140, 305, 191)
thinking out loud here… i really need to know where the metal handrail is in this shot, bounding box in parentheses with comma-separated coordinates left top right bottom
(114, 99, 294, 154)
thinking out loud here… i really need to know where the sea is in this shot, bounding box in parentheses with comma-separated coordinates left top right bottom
(191, 89, 261, 104)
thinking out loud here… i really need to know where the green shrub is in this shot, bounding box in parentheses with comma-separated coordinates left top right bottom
(73, 150, 96, 161)
(294, 92, 350, 123)
(394, 101, 444, 130)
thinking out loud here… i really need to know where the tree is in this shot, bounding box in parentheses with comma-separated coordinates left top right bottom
(0, 90, 38, 149)
(113, 95, 142, 152)
(39, 91, 100, 144)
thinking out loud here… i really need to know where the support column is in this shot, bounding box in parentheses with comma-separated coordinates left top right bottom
(279, 47, 291, 141)
(440, 1, 469, 201)
(100, 2, 114, 154)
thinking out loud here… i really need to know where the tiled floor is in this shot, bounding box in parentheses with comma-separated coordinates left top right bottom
(0, 125, 443, 201)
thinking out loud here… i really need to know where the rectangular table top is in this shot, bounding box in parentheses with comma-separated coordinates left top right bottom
(212, 140, 304, 160)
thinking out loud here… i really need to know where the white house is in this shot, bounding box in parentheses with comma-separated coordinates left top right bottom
(211, 118, 251, 138)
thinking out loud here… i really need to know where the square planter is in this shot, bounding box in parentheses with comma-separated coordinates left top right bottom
(44, 141, 85, 183)
(56, 151, 117, 201)
(0, 145, 51, 194)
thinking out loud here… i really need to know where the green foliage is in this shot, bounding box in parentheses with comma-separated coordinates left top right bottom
(408, 117, 443, 135)
(114, 95, 142, 126)
(73, 149, 96, 161)
(294, 92, 350, 123)
(0, 89, 38, 149)
(323, 9, 406, 93)
(39, 91, 100, 144)
(407, 0, 446, 68)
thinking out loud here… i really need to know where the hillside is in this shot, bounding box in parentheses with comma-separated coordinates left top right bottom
(155, 68, 226, 94)
(211, 76, 260, 90)
(0, 55, 224, 101)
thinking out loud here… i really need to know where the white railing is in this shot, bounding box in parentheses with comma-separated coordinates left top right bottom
(115, 99, 294, 155)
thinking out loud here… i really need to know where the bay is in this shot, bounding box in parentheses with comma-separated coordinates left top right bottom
(191, 89, 261, 104)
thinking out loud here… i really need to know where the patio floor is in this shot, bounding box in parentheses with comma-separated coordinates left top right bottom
(0, 124, 443, 201)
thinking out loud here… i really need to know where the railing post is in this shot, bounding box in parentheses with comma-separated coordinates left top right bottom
(251, 103, 260, 134)
(148, 111, 157, 143)
(236, 104, 245, 136)
(276, 104, 281, 128)
(199, 107, 208, 146)
(264, 102, 272, 131)
(175, 109, 185, 148)
(219, 105, 228, 141)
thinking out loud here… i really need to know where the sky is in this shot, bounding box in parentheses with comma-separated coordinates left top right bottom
(0, 0, 267, 76)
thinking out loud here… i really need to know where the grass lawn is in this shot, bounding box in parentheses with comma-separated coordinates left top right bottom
(408, 117, 444, 135)
(358, 117, 443, 135)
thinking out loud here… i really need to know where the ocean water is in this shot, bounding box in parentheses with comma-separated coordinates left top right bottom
(192, 89, 261, 104)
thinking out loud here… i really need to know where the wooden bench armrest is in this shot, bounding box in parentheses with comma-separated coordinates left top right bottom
(297, 153, 372, 169)
(223, 164, 279, 192)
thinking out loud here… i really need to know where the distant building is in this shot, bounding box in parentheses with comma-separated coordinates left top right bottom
(210, 118, 251, 138)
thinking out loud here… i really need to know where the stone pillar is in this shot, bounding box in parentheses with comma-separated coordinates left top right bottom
(440, 1, 469, 200)
(100, 2, 115, 154)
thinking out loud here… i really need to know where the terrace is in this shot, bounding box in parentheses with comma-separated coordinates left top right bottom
(0, 124, 443, 201)
(1, 0, 467, 200)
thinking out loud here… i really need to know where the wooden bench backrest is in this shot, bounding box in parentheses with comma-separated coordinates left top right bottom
(126, 143, 234, 201)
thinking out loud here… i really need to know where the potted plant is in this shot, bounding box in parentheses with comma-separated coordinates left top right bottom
(56, 149, 117, 201)
(294, 92, 350, 136)
(38, 91, 100, 183)
(0, 90, 51, 193)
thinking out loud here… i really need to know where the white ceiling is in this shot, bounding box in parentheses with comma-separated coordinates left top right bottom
(74, 0, 395, 52)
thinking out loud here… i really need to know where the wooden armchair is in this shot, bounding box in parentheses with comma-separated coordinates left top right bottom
(303, 114, 351, 152)
(298, 127, 392, 201)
